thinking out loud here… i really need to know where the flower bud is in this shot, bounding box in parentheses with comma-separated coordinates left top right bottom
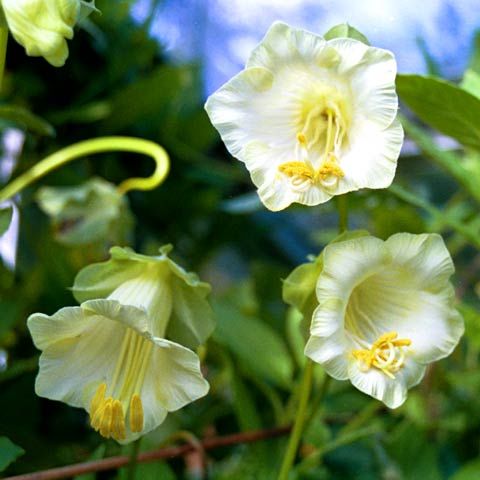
(36, 177, 133, 246)
(2, 0, 95, 66)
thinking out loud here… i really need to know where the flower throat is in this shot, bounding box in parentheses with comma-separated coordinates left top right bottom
(278, 87, 350, 189)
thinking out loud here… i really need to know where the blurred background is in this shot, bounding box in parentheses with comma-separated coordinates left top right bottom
(1, 1, 480, 479)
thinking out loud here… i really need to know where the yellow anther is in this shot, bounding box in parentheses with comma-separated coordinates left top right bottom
(297, 132, 307, 145)
(352, 331, 411, 379)
(112, 400, 126, 440)
(278, 161, 315, 181)
(316, 158, 344, 181)
(129, 394, 144, 433)
(90, 399, 107, 431)
(90, 383, 107, 416)
(99, 399, 113, 438)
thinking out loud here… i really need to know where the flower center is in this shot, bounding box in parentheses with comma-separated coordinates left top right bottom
(278, 87, 349, 189)
(352, 332, 412, 379)
(89, 328, 152, 440)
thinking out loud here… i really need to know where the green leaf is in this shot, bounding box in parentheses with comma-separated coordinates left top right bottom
(450, 459, 480, 480)
(0, 206, 13, 237)
(399, 115, 480, 205)
(0, 437, 25, 472)
(461, 69, 480, 98)
(101, 65, 191, 131)
(458, 303, 480, 349)
(466, 31, 480, 75)
(230, 372, 262, 431)
(0, 105, 55, 136)
(324, 24, 369, 44)
(213, 300, 293, 389)
(396, 74, 480, 151)
(385, 422, 442, 480)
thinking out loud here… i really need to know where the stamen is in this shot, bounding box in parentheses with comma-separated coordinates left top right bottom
(90, 383, 106, 416)
(352, 331, 412, 379)
(296, 132, 307, 145)
(316, 158, 345, 181)
(112, 400, 126, 440)
(278, 161, 315, 181)
(130, 394, 144, 433)
(88, 329, 153, 440)
(99, 399, 113, 438)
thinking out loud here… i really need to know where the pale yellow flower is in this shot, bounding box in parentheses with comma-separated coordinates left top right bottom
(28, 246, 214, 442)
(2, 0, 96, 66)
(293, 233, 463, 408)
(205, 22, 403, 211)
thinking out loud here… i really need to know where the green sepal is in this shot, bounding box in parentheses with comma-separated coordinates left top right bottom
(79, 0, 99, 21)
(324, 24, 370, 45)
(36, 177, 134, 246)
(72, 245, 215, 348)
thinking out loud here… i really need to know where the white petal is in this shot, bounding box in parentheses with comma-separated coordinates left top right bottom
(246, 21, 327, 71)
(305, 333, 348, 380)
(328, 38, 398, 128)
(325, 38, 370, 74)
(310, 298, 344, 337)
(385, 233, 454, 290)
(318, 236, 388, 305)
(28, 307, 90, 350)
(205, 66, 295, 162)
(28, 307, 123, 409)
(336, 118, 403, 194)
(81, 299, 150, 334)
(143, 337, 209, 412)
(168, 275, 215, 349)
(244, 142, 333, 211)
(348, 358, 426, 408)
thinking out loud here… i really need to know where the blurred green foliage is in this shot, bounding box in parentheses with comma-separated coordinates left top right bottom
(0, 1, 480, 479)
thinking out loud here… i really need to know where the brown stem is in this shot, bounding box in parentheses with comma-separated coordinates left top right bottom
(3, 426, 291, 480)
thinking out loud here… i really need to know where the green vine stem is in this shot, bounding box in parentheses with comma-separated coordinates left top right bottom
(0, 136, 170, 203)
(127, 438, 141, 480)
(0, 26, 8, 89)
(277, 358, 314, 480)
(337, 194, 349, 233)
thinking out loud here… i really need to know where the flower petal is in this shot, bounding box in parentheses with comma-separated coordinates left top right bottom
(28, 307, 122, 409)
(385, 233, 455, 290)
(318, 236, 388, 305)
(243, 142, 333, 211)
(81, 299, 151, 334)
(167, 275, 215, 349)
(305, 333, 348, 380)
(348, 358, 426, 408)
(337, 118, 403, 194)
(246, 21, 328, 71)
(143, 337, 209, 412)
(328, 38, 398, 128)
(205, 67, 288, 161)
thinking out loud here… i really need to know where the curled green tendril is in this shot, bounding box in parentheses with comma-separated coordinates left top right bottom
(0, 136, 170, 203)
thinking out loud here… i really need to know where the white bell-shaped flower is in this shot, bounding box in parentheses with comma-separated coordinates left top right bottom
(205, 22, 403, 211)
(304, 233, 464, 408)
(28, 245, 213, 442)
